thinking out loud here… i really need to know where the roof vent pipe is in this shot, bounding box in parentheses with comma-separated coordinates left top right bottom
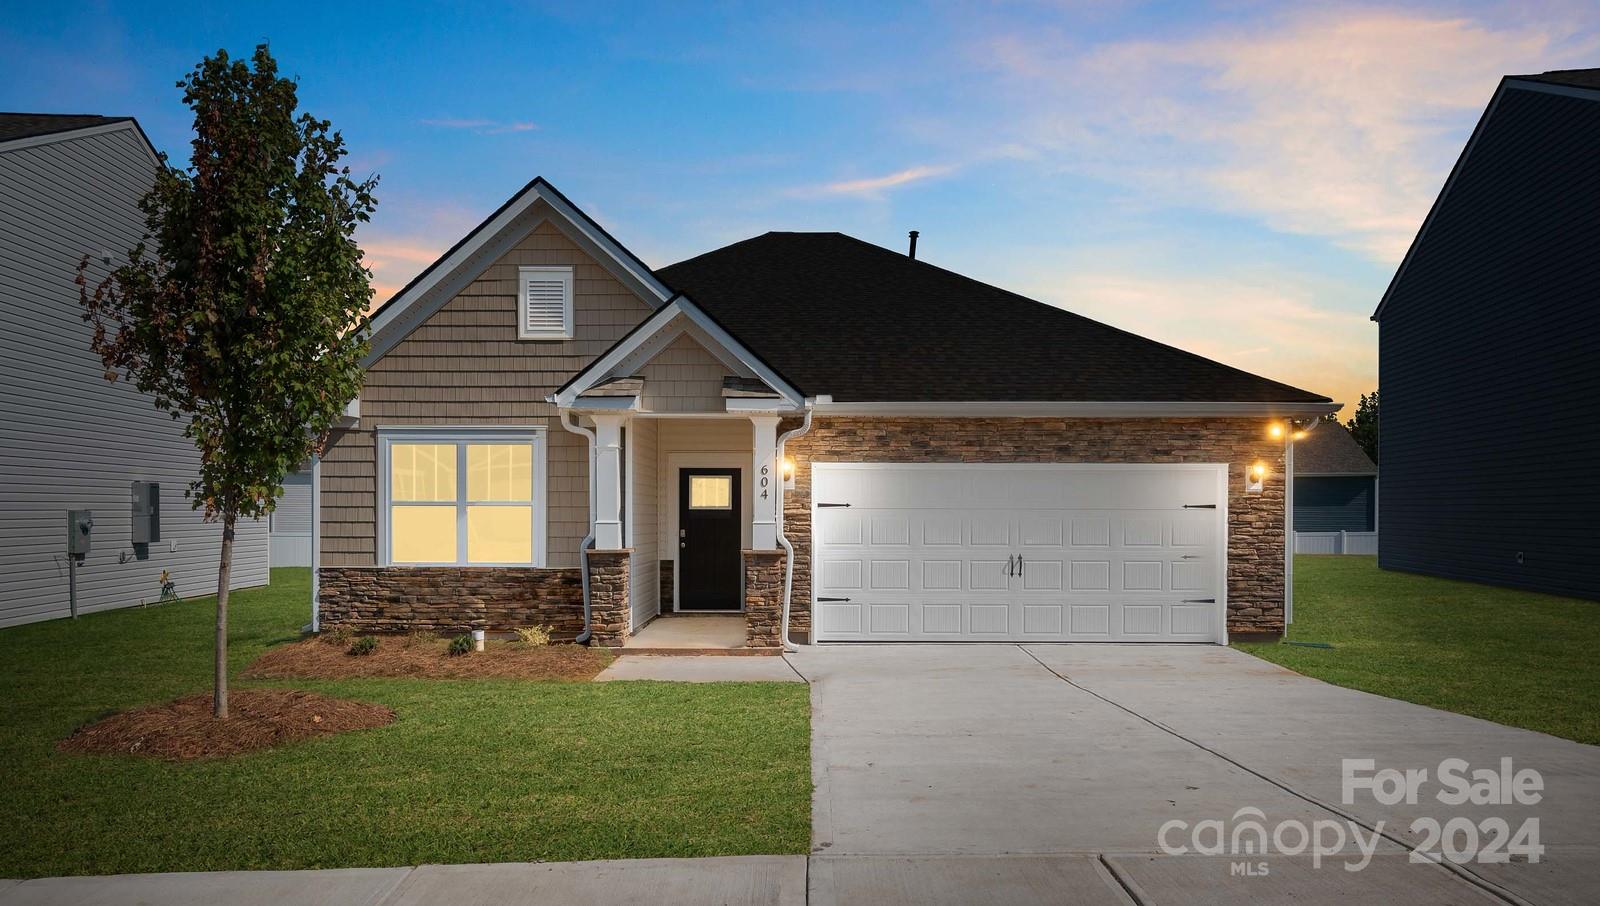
(907, 230, 919, 259)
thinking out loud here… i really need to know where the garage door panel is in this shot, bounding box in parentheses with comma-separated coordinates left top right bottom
(812, 464, 1226, 643)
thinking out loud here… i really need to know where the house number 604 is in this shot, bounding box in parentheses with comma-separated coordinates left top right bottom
(760, 464, 769, 499)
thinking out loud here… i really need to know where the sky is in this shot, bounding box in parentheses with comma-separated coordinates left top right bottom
(4, 1, 1597, 413)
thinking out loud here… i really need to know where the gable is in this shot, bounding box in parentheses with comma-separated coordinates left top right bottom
(361, 220, 654, 417)
(364, 178, 673, 366)
(1374, 77, 1600, 320)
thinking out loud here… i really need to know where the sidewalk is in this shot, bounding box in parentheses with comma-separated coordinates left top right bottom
(0, 856, 806, 906)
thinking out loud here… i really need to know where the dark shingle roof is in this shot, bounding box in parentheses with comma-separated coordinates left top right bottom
(1295, 424, 1376, 475)
(657, 232, 1331, 404)
(0, 113, 131, 143)
(1510, 68, 1600, 91)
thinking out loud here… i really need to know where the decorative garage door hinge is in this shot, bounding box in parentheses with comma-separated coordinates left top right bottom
(1182, 598, 1216, 604)
(817, 596, 852, 602)
(816, 502, 852, 508)
(1182, 504, 1217, 509)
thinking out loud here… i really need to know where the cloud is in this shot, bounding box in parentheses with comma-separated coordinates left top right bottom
(420, 117, 538, 135)
(790, 164, 955, 199)
(977, 9, 1597, 262)
(1018, 267, 1376, 413)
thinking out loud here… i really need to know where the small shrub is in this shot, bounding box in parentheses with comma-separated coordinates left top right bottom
(514, 625, 553, 647)
(347, 635, 378, 657)
(447, 634, 472, 657)
(319, 625, 354, 647)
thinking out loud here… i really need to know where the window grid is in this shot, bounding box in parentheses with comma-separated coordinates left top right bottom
(383, 433, 544, 567)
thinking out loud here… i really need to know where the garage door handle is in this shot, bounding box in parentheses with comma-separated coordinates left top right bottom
(817, 502, 852, 508)
(818, 596, 852, 603)
(1183, 504, 1217, 509)
(1182, 598, 1216, 604)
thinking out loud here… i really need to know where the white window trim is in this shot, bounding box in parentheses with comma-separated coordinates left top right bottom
(518, 265, 574, 340)
(377, 426, 549, 567)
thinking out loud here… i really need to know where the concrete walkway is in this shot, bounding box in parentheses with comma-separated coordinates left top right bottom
(790, 643, 1600, 905)
(8, 644, 1597, 904)
(595, 653, 805, 682)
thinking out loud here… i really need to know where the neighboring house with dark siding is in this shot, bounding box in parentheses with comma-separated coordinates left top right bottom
(1293, 425, 1376, 540)
(0, 113, 270, 626)
(1372, 69, 1600, 600)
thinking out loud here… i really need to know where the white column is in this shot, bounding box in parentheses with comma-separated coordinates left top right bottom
(751, 415, 781, 550)
(593, 414, 627, 549)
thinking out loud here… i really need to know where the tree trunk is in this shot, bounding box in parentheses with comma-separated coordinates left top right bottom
(214, 514, 235, 720)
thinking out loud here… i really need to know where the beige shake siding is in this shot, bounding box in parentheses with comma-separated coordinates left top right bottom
(321, 217, 655, 569)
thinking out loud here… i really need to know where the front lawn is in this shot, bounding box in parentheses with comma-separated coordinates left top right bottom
(1238, 556, 1600, 745)
(0, 568, 810, 878)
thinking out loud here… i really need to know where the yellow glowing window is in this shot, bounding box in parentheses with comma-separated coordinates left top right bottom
(390, 506, 457, 563)
(391, 444, 457, 501)
(689, 475, 733, 510)
(468, 444, 532, 501)
(386, 436, 540, 565)
(468, 506, 533, 563)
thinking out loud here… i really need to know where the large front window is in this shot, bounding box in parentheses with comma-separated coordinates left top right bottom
(381, 431, 545, 566)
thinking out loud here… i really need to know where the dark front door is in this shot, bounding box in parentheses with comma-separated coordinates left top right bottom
(678, 468, 741, 610)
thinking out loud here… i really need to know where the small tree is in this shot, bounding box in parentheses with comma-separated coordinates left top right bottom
(79, 45, 376, 718)
(1346, 390, 1379, 464)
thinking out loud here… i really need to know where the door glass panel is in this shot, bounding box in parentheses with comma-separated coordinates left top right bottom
(391, 444, 457, 501)
(467, 444, 532, 502)
(391, 506, 456, 562)
(467, 505, 533, 563)
(688, 474, 733, 510)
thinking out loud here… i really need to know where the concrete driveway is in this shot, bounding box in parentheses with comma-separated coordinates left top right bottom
(788, 644, 1600, 905)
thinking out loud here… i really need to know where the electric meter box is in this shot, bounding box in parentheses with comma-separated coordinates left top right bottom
(67, 510, 93, 556)
(131, 481, 160, 544)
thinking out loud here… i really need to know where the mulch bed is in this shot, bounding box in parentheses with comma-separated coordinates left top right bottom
(242, 636, 611, 681)
(58, 689, 394, 762)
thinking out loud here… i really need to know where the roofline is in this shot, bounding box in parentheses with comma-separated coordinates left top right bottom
(808, 400, 1341, 418)
(363, 177, 677, 365)
(549, 295, 804, 409)
(665, 231, 1329, 405)
(0, 118, 161, 168)
(1373, 76, 1600, 321)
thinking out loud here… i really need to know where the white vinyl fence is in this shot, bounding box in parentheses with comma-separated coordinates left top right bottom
(1294, 530, 1378, 555)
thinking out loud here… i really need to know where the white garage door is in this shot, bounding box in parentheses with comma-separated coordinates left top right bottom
(811, 463, 1227, 643)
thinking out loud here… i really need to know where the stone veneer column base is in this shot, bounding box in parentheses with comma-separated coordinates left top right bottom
(743, 550, 786, 648)
(586, 549, 632, 647)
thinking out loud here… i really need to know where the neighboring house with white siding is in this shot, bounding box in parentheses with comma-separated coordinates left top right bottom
(0, 113, 269, 627)
(270, 469, 314, 567)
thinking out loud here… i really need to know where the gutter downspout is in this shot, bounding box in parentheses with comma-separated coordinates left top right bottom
(559, 412, 597, 644)
(1283, 417, 1323, 633)
(774, 406, 815, 653)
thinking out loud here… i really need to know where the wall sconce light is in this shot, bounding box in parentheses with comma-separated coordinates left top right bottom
(782, 456, 796, 489)
(1268, 423, 1284, 439)
(1246, 461, 1267, 494)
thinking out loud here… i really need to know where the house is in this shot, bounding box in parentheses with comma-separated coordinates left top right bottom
(1291, 425, 1377, 555)
(315, 178, 1336, 646)
(270, 468, 315, 567)
(1373, 68, 1600, 600)
(0, 113, 269, 627)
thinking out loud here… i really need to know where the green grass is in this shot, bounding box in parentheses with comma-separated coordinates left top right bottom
(0, 569, 811, 878)
(1237, 556, 1600, 745)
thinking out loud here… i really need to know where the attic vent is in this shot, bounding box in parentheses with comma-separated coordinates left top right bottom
(518, 266, 574, 339)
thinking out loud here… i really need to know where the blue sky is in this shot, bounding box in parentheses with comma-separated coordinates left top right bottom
(5, 1, 1597, 411)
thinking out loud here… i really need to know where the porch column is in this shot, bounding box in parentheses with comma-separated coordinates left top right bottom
(750, 415, 781, 550)
(593, 414, 627, 549)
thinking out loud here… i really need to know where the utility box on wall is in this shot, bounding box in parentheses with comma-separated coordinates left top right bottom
(67, 510, 93, 558)
(131, 481, 160, 544)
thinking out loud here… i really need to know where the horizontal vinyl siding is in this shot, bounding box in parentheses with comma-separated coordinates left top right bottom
(0, 128, 269, 627)
(1378, 85, 1600, 600)
(638, 333, 730, 412)
(629, 418, 660, 628)
(1293, 476, 1375, 532)
(322, 215, 654, 569)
